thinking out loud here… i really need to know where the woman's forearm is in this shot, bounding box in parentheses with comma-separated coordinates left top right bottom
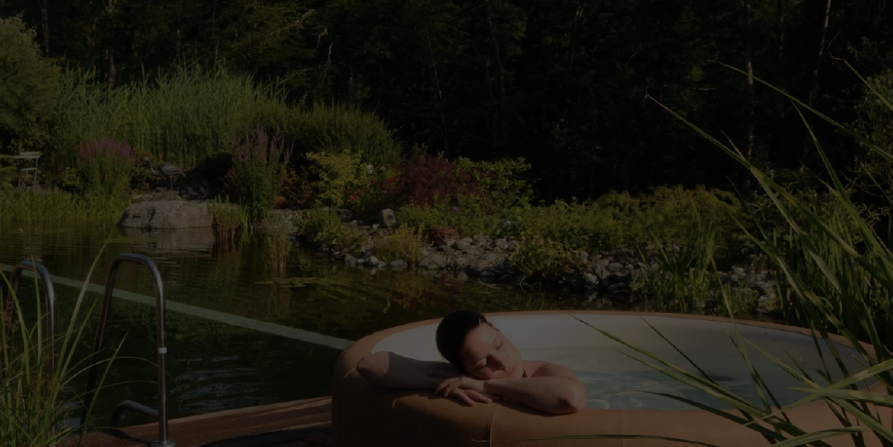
(357, 351, 453, 389)
(483, 377, 587, 414)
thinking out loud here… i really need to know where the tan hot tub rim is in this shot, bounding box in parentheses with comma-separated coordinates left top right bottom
(332, 310, 890, 447)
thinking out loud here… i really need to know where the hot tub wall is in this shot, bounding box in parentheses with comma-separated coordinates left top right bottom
(332, 311, 890, 447)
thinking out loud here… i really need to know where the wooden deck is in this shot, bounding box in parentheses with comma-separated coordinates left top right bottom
(66, 396, 332, 447)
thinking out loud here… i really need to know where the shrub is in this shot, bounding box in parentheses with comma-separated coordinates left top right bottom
(456, 157, 534, 215)
(396, 194, 499, 238)
(0, 16, 59, 153)
(299, 151, 396, 221)
(512, 200, 623, 252)
(296, 209, 367, 255)
(373, 226, 424, 265)
(287, 102, 402, 169)
(393, 151, 483, 207)
(229, 125, 292, 223)
(77, 137, 134, 199)
(510, 235, 588, 283)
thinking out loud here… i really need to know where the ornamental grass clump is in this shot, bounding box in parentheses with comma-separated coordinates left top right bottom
(229, 125, 293, 224)
(1, 249, 121, 446)
(77, 137, 134, 200)
(557, 65, 893, 446)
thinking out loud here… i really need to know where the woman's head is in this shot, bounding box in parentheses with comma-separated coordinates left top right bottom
(435, 310, 524, 380)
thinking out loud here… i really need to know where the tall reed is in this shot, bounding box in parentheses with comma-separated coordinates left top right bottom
(208, 195, 246, 250)
(52, 64, 283, 169)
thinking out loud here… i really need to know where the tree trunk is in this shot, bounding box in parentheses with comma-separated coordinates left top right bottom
(37, 0, 49, 57)
(484, 0, 507, 147)
(426, 33, 449, 156)
(776, 0, 786, 125)
(107, 48, 116, 90)
(800, 0, 833, 166)
(745, 0, 755, 162)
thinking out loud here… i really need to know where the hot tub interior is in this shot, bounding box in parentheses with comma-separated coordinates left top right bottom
(371, 314, 872, 410)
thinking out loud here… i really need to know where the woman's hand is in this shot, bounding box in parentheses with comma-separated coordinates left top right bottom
(428, 370, 501, 406)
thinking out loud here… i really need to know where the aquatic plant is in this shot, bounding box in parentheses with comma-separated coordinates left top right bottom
(263, 215, 292, 276)
(208, 195, 246, 250)
(229, 125, 292, 224)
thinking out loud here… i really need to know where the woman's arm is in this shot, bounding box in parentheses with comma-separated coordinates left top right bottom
(483, 364, 587, 414)
(356, 351, 457, 390)
(433, 363, 587, 414)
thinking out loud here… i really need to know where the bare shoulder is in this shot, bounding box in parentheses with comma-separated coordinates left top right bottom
(523, 360, 580, 381)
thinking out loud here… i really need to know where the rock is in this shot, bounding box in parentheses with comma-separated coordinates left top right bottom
(344, 254, 357, 267)
(472, 234, 489, 245)
(495, 239, 509, 250)
(607, 282, 628, 293)
(130, 190, 182, 203)
(331, 251, 345, 260)
(607, 262, 624, 273)
(583, 273, 599, 289)
(344, 220, 359, 229)
(419, 253, 445, 269)
(455, 239, 474, 251)
(119, 200, 212, 229)
(379, 209, 397, 228)
(597, 258, 610, 268)
(368, 255, 381, 266)
(389, 259, 407, 269)
(484, 253, 502, 265)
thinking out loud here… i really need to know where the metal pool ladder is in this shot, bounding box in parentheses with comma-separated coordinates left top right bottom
(79, 253, 175, 447)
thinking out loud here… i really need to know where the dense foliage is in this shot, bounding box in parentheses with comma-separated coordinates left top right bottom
(1, 1, 891, 199)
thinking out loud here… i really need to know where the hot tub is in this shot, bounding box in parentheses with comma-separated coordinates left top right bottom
(332, 311, 890, 446)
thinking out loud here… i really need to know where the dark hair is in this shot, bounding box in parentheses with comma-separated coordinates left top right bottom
(436, 309, 488, 372)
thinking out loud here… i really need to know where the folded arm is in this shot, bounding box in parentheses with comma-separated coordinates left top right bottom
(482, 364, 586, 414)
(356, 351, 457, 389)
(433, 362, 587, 414)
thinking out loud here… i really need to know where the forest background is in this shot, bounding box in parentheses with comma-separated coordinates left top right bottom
(2, 0, 891, 202)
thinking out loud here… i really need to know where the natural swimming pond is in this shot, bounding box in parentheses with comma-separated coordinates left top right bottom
(0, 222, 608, 427)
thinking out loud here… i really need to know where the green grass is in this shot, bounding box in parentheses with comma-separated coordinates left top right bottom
(0, 189, 127, 224)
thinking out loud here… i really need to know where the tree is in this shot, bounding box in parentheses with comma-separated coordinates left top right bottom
(0, 15, 59, 152)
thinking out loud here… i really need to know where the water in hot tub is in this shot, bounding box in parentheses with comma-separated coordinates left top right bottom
(522, 341, 871, 410)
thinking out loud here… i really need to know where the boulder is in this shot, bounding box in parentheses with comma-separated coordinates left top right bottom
(380, 209, 397, 228)
(419, 253, 445, 269)
(118, 200, 212, 229)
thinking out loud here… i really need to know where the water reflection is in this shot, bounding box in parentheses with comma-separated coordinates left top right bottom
(118, 226, 214, 255)
(1, 221, 606, 423)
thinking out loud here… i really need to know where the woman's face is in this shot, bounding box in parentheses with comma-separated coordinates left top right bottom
(459, 323, 524, 380)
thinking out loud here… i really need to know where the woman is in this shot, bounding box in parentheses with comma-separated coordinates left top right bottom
(357, 310, 587, 414)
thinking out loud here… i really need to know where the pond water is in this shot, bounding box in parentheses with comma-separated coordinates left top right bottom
(0, 222, 606, 427)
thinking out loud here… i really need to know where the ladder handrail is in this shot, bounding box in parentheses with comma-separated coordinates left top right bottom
(80, 253, 174, 447)
(7, 260, 57, 376)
